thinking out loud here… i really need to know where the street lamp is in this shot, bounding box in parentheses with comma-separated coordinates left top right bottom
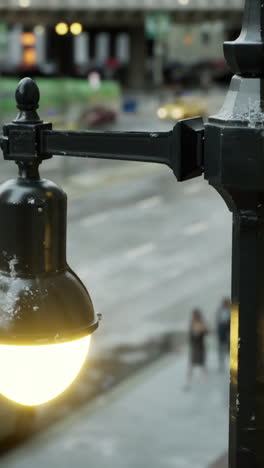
(0, 78, 202, 405)
(0, 79, 98, 406)
(0, 0, 262, 465)
(0, 153, 98, 407)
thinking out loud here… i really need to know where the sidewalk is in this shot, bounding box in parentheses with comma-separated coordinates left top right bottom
(209, 454, 228, 468)
(2, 343, 229, 468)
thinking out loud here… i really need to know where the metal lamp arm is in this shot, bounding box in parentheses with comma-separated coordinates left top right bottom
(0, 78, 205, 182)
(42, 129, 173, 165)
(41, 117, 204, 181)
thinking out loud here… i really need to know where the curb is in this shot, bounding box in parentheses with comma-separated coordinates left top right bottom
(209, 453, 228, 468)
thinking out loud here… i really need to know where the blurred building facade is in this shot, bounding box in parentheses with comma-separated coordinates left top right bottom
(0, 0, 244, 13)
(0, 1, 244, 86)
(0, 0, 244, 87)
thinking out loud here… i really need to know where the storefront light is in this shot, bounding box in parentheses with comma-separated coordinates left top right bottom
(18, 0, 31, 7)
(55, 23, 69, 36)
(34, 25, 45, 35)
(70, 23, 83, 36)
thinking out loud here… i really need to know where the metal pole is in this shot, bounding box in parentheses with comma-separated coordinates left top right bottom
(229, 207, 260, 467)
(204, 1, 264, 465)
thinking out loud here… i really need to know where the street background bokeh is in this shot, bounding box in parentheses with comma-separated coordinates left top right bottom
(0, 1, 243, 467)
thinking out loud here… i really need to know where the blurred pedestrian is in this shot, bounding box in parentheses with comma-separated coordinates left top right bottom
(216, 297, 231, 371)
(185, 308, 209, 389)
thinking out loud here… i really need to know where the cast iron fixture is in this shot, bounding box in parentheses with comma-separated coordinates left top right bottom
(0, 81, 98, 406)
(0, 0, 262, 465)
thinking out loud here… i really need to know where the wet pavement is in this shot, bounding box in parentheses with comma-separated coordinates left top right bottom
(1, 339, 229, 468)
(209, 454, 228, 468)
(0, 92, 231, 464)
(0, 105, 231, 355)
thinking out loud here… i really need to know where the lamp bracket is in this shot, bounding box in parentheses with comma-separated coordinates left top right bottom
(0, 78, 205, 182)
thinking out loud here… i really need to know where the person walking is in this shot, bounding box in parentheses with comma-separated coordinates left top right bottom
(216, 297, 231, 371)
(185, 308, 209, 389)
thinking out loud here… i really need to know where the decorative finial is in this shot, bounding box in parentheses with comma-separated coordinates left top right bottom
(15, 77, 40, 111)
(14, 77, 42, 123)
(224, 0, 264, 77)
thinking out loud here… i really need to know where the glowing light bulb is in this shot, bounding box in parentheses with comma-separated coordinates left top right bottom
(55, 22, 68, 36)
(19, 0, 31, 8)
(0, 335, 90, 406)
(70, 23, 83, 35)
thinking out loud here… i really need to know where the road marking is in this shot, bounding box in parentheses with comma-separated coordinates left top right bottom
(124, 243, 156, 260)
(81, 212, 110, 227)
(80, 196, 162, 228)
(183, 221, 209, 236)
(135, 196, 162, 210)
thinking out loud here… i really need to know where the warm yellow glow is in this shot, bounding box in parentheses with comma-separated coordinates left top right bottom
(21, 33, 36, 47)
(70, 22, 83, 36)
(157, 108, 168, 119)
(55, 23, 69, 36)
(230, 303, 238, 384)
(171, 108, 184, 120)
(0, 335, 90, 406)
(183, 33, 193, 45)
(19, 0, 31, 8)
(23, 48, 37, 67)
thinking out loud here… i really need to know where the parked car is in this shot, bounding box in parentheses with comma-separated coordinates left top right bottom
(190, 60, 213, 88)
(157, 95, 207, 121)
(210, 59, 232, 83)
(80, 106, 117, 128)
(163, 60, 188, 85)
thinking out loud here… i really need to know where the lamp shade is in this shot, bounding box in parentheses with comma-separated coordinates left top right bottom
(0, 170, 98, 345)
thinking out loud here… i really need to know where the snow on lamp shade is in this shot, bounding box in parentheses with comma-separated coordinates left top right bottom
(0, 336, 91, 406)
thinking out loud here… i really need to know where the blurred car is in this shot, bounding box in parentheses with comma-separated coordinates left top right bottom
(157, 96, 207, 121)
(74, 60, 127, 83)
(0, 61, 59, 78)
(80, 106, 117, 127)
(190, 60, 213, 88)
(163, 60, 188, 85)
(210, 59, 232, 83)
(74, 61, 104, 79)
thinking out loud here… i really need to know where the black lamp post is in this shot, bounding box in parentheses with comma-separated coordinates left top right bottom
(0, 0, 263, 465)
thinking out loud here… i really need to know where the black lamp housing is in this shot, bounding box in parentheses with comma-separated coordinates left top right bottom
(0, 165, 98, 345)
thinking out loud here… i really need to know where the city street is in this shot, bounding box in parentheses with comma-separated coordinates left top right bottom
(1, 343, 229, 468)
(0, 0, 250, 461)
(0, 96, 231, 466)
(64, 98, 231, 356)
(3, 96, 230, 356)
